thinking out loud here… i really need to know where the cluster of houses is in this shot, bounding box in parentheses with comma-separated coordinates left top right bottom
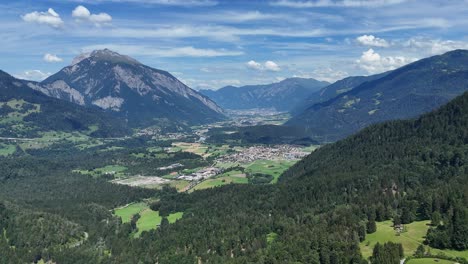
(176, 167, 223, 181)
(216, 145, 310, 164)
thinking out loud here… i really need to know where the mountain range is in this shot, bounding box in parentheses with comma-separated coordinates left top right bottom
(288, 49, 468, 142)
(33, 49, 224, 127)
(200, 77, 329, 112)
(0, 70, 128, 138)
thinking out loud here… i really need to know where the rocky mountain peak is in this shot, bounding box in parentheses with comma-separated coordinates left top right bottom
(71, 49, 140, 66)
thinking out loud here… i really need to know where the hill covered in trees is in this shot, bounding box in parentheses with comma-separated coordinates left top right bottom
(201, 78, 329, 112)
(1, 87, 468, 263)
(288, 49, 468, 142)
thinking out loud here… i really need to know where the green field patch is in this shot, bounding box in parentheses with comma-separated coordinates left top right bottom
(245, 160, 296, 183)
(135, 210, 183, 237)
(191, 174, 248, 191)
(114, 203, 184, 237)
(114, 202, 147, 223)
(167, 212, 184, 223)
(135, 209, 162, 237)
(0, 143, 16, 156)
(74, 165, 128, 178)
(0, 99, 41, 125)
(267, 232, 278, 244)
(406, 258, 454, 264)
(166, 180, 190, 191)
(360, 220, 468, 260)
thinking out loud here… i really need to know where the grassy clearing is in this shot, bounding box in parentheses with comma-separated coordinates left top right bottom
(74, 165, 128, 178)
(167, 212, 184, 223)
(406, 258, 454, 264)
(245, 160, 296, 183)
(114, 203, 184, 237)
(0, 143, 16, 156)
(191, 173, 248, 192)
(360, 220, 468, 260)
(166, 180, 190, 191)
(0, 99, 41, 125)
(135, 209, 161, 237)
(114, 202, 147, 223)
(134, 210, 183, 237)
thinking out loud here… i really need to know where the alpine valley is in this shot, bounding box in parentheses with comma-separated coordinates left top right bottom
(2, 1, 468, 264)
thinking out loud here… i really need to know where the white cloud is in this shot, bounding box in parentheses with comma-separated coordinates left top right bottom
(72, 5, 112, 25)
(265, 61, 281, 72)
(356, 48, 416, 74)
(14, 70, 52, 81)
(356, 35, 390, 47)
(271, 0, 407, 8)
(21, 8, 64, 28)
(246, 60, 281, 72)
(82, 44, 243, 57)
(294, 68, 349, 83)
(43, 53, 63, 62)
(404, 38, 468, 55)
(246, 60, 263, 71)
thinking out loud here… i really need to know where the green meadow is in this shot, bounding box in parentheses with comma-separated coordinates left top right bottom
(360, 220, 468, 260)
(113, 202, 183, 238)
(245, 159, 296, 183)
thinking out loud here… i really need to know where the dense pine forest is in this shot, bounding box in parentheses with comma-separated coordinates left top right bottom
(1, 91, 468, 263)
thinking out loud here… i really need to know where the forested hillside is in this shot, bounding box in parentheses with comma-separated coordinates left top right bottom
(201, 78, 329, 112)
(288, 49, 468, 142)
(1, 92, 468, 263)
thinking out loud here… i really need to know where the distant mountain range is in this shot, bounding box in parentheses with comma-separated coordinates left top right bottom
(288, 49, 468, 142)
(291, 72, 388, 114)
(200, 78, 329, 112)
(0, 70, 128, 138)
(34, 49, 224, 127)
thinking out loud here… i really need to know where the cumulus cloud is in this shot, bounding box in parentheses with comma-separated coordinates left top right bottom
(14, 70, 52, 81)
(356, 35, 390, 47)
(246, 60, 281, 71)
(265, 61, 281, 71)
(246, 60, 263, 71)
(72, 5, 112, 25)
(356, 48, 416, 74)
(43, 53, 63, 62)
(21, 8, 64, 28)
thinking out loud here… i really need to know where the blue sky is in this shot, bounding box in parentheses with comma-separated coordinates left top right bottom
(1, 0, 468, 89)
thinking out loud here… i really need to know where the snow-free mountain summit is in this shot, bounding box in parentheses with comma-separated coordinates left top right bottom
(36, 49, 224, 127)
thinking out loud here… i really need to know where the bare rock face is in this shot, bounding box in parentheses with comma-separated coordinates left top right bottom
(36, 49, 224, 126)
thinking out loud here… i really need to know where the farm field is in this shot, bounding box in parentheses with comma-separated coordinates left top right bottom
(360, 220, 468, 260)
(171, 142, 233, 158)
(245, 159, 296, 183)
